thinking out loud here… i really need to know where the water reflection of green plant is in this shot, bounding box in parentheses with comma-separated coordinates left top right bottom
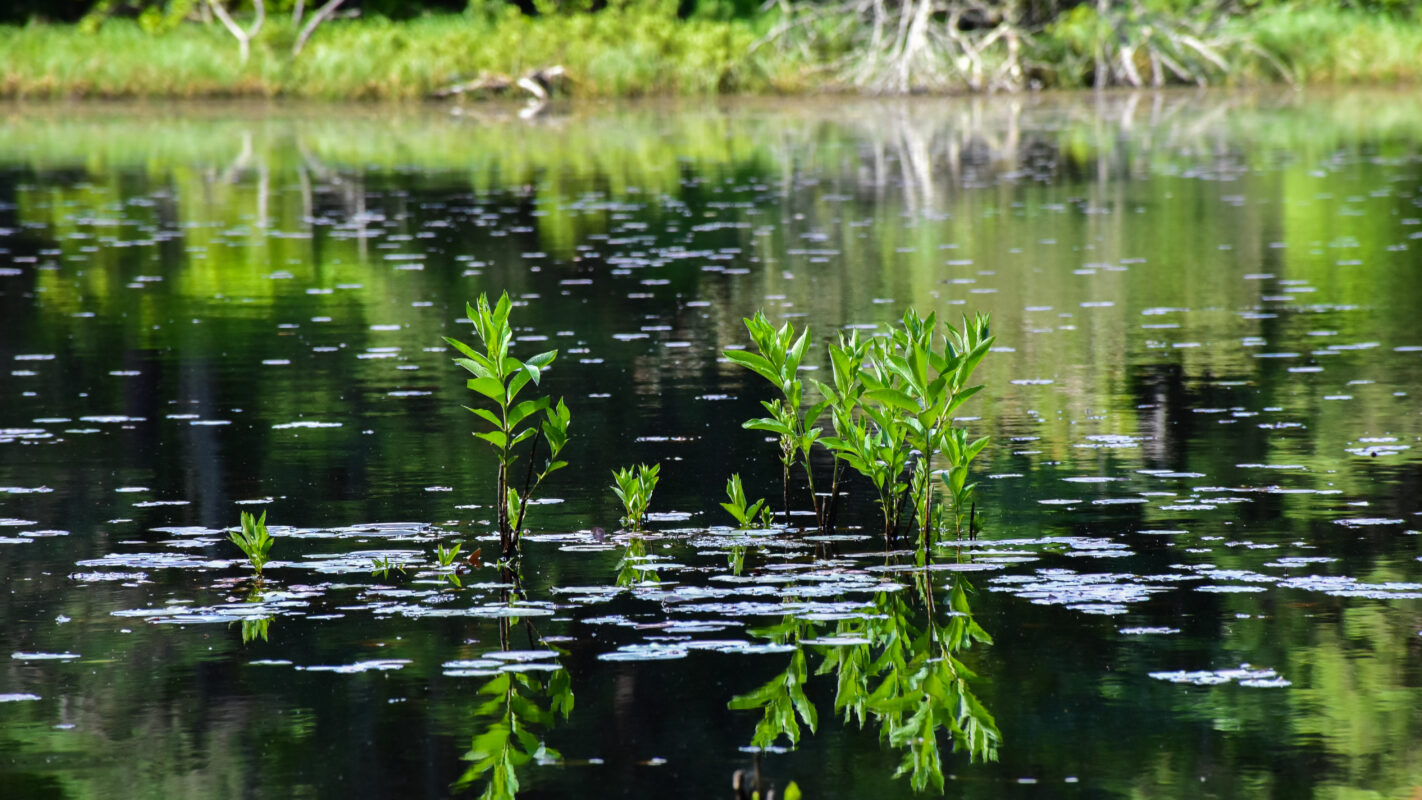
(615, 537, 660, 586)
(446, 291, 572, 561)
(232, 583, 272, 644)
(455, 667, 575, 800)
(730, 568, 999, 792)
(457, 571, 575, 800)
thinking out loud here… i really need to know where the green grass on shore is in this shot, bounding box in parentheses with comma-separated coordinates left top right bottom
(1, 6, 1419, 100)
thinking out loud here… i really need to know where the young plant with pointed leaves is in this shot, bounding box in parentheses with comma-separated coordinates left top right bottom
(721, 473, 772, 529)
(230, 510, 274, 575)
(723, 312, 830, 528)
(611, 462, 659, 532)
(446, 292, 571, 560)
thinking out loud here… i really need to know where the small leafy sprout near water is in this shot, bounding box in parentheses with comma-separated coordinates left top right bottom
(722, 473, 770, 529)
(435, 541, 463, 568)
(371, 556, 406, 580)
(446, 291, 569, 561)
(611, 462, 659, 532)
(724, 312, 828, 529)
(230, 510, 274, 575)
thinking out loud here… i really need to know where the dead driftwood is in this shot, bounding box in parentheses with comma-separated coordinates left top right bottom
(433, 66, 569, 118)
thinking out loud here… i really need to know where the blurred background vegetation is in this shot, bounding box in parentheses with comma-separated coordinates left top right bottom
(1, 0, 1421, 96)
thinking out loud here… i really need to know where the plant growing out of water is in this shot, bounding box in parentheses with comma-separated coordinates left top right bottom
(371, 556, 407, 579)
(730, 308, 994, 545)
(446, 291, 572, 560)
(435, 541, 463, 568)
(723, 312, 829, 528)
(611, 463, 659, 532)
(721, 473, 773, 529)
(230, 510, 274, 575)
(850, 310, 994, 547)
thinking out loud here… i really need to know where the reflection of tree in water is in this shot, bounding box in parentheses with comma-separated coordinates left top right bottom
(456, 568, 575, 800)
(730, 566, 999, 792)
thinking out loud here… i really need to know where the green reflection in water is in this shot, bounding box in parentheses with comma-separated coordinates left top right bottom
(732, 566, 1000, 793)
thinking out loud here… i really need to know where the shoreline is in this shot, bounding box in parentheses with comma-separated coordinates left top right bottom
(3, 10, 1422, 101)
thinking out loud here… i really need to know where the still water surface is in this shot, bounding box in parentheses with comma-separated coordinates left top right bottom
(1, 92, 1420, 799)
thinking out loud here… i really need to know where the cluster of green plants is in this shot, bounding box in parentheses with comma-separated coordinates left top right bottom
(726, 309, 994, 547)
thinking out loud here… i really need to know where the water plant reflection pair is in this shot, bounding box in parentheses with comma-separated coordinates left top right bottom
(726, 309, 993, 547)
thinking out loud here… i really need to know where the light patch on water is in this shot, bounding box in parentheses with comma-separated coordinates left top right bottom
(1334, 517, 1404, 528)
(1120, 627, 1181, 635)
(297, 659, 411, 674)
(272, 421, 342, 429)
(0, 693, 42, 702)
(1149, 666, 1289, 687)
(11, 652, 80, 661)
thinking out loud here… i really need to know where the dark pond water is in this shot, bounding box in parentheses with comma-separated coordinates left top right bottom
(1, 91, 1420, 800)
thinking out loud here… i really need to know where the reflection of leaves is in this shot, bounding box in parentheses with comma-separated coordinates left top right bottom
(728, 648, 818, 748)
(615, 538, 656, 586)
(238, 616, 271, 644)
(456, 668, 574, 800)
(732, 570, 1000, 791)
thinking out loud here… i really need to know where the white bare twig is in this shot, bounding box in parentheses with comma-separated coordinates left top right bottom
(208, 0, 264, 64)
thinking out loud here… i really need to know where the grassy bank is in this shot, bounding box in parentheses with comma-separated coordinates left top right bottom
(1, 6, 1420, 99)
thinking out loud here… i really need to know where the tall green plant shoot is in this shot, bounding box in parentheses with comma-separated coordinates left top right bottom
(446, 292, 572, 560)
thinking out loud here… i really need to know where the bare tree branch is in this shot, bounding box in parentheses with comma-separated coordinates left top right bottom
(207, 0, 264, 64)
(293, 0, 345, 56)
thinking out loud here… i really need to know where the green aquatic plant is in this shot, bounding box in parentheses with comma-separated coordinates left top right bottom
(723, 312, 828, 528)
(370, 556, 407, 579)
(854, 310, 994, 547)
(229, 510, 274, 575)
(611, 462, 659, 532)
(446, 291, 572, 560)
(721, 473, 773, 529)
(731, 309, 994, 545)
(436, 541, 463, 568)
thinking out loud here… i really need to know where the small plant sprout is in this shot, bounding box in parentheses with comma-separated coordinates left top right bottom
(611, 463, 659, 532)
(435, 541, 463, 568)
(230, 510, 274, 575)
(723, 312, 828, 528)
(721, 473, 771, 529)
(446, 291, 572, 561)
(371, 556, 406, 579)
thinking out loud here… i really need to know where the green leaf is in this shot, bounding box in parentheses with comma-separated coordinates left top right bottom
(723, 349, 780, 385)
(466, 376, 507, 403)
(507, 397, 549, 429)
(475, 430, 508, 450)
(864, 387, 920, 414)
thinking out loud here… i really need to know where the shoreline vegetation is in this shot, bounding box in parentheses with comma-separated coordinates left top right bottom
(2, 2, 1421, 99)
